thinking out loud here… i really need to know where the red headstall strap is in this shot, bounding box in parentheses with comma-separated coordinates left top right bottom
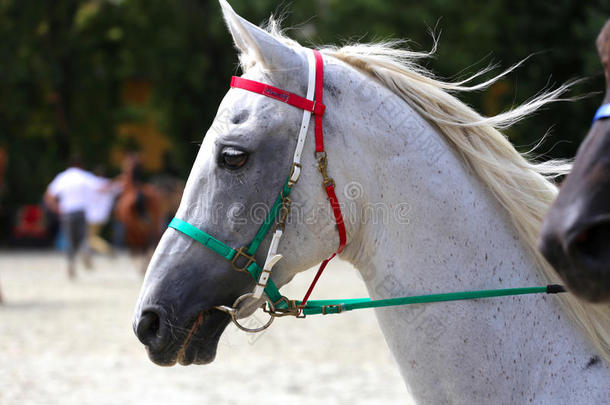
(300, 50, 346, 308)
(230, 49, 347, 310)
(230, 77, 326, 116)
(313, 50, 326, 152)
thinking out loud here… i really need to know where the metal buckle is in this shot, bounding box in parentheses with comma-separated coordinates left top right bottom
(315, 151, 335, 188)
(275, 197, 292, 232)
(321, 304, 343, 315)
(263, 296, 306, 318)
(215, 293, 275, 333)
(230, 247, 256, 273)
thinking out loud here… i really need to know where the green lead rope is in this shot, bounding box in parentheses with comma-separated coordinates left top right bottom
(297, 285, 566, 315)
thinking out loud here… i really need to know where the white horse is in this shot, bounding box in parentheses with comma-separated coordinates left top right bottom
(134, 1, 610, 403)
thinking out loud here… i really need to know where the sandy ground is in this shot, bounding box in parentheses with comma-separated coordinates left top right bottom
(0, 252, 413, 405)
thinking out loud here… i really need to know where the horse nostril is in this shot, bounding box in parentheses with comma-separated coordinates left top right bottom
(575, 230, 589, 243)
(135, 309, 166, 350)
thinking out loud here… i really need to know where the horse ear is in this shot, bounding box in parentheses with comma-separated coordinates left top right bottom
(219, 0, 302, 72)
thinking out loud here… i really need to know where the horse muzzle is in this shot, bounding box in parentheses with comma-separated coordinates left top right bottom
(540, 211, 610, 302)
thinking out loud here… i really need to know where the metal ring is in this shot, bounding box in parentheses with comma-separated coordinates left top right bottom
(214, 293, 274, 333)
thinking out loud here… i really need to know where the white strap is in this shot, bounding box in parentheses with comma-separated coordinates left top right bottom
(289, 49, 317, 184)
(253, 230, 283, 299)
(254, 49, 317, 298)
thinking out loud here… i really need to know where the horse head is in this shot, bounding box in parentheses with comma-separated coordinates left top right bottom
(132, 0, 352, 366)
(540, 20, 610, 302)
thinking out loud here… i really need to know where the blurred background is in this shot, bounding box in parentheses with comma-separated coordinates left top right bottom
(0, 1, 609, 404)
(0, 0, 609, 248)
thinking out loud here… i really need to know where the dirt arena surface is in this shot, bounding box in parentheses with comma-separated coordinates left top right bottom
(0, 252, 412, 405)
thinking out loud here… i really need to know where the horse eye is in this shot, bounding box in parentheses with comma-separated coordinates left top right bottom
(220, 147, 248, 170)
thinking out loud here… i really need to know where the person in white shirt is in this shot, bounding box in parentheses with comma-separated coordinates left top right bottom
(86, 176, 122, 255)
(44, 157, 108, 278)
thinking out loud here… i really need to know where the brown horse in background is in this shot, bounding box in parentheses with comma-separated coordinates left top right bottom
(114, 157, 163, 275)
(540, 20, 610, 302)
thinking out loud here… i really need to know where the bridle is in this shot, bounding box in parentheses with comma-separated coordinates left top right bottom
(170, 49, 345, 331)
(169, 48, 566, 333)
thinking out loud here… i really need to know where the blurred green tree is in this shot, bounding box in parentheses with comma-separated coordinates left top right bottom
(0, 0, 608, 243)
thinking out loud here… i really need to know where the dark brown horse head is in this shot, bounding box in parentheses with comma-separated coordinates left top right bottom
(539, 20, 610, 302)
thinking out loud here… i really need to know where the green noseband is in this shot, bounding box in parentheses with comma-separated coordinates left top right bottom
(168, 179, 293, 306)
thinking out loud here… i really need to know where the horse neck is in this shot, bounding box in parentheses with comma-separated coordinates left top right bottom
(334, 83, 610, 402)
(340, 93, 547, 298)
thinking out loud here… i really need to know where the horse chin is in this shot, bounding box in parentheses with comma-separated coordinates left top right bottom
(146, 310, 231, 367)
(563, 272, 610, 303)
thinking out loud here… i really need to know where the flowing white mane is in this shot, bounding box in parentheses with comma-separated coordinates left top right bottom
(241, 20, 610, 362)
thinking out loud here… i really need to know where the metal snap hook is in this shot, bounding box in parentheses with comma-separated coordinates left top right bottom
(214, 292, 274, 333)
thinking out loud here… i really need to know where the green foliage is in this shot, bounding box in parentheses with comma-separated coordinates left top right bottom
(1, 0, 609, 212)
